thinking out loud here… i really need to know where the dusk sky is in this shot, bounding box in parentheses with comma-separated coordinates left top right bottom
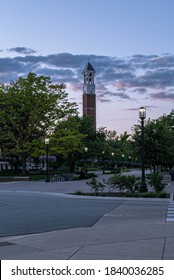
(1, 0, 174, 134)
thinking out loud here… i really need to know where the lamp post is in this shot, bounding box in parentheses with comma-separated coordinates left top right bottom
(45, 138, 50, 182)
(139, 107, 148, 192)
(128, 156, 131, 167)
(122, 154, 125, 170)
(111, 152, 115, 171)
(102, 151, 105, 174)
(84, 147, 88, 175)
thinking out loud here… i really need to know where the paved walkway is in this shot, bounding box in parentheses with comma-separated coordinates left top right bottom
(0, 171, 174, 260)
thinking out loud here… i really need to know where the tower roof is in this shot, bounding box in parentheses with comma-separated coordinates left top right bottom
(82, 62, 96, 73)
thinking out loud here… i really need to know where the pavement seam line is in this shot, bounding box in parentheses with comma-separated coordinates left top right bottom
(67, 246, 84, 260)
(72, 236, 172, 248)
(161, 237, 166, 260)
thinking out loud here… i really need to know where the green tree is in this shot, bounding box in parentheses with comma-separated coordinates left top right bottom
(132, 111, 174, 171)
(50, 116, 86, 172)
(0, 73, 77, 175)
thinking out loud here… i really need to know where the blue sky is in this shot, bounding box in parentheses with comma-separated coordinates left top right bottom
(1, 0, 174, 134)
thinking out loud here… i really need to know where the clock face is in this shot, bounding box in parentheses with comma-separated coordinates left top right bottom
(84, 85, 95, 94)
(90, 86, 93, 92)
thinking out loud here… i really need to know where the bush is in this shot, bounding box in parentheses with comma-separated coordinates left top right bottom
(125, 175, 141, 193)
(103, 175, 125, 193)
(147, 172, 166, 194)
(87, 177, 105, 195)
(75, 190, 84, 195)
(104, 174, 141, 194)
(141, 192, 167, 198)
(78, 170, 96, 179)
(142, 192, 157, 198)
(103, 176, 116, 193)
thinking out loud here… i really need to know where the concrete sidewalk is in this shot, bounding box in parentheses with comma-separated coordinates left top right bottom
(0, 222, 174, 260)
(0, 199, 174, 260)
(0, 172, 174, 260)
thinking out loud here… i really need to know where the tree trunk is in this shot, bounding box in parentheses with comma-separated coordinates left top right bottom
(14, 156, 20, 174)
(69, 155, 76, 173)
(21, 154, 27, 176)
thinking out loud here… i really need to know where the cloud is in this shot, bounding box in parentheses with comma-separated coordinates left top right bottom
(143, 69, 174, 87)
(8, 47, 36, 55)
(131, 87, 147, 94)
(115, 92, 131, 99)
(126, 105, 159, 112)
(0, 57, 25, 82)
(0, 48, 174, 103)
(100, 98, 112, 103)
(151, 91, 174, 101)
(99, 90, 130, 99)
(122, 105, 159, 111)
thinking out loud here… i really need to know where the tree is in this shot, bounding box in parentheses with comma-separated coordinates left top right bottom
(50, 116, 86, 172)
(0, 73, 77, 175)
(132, 111, 174, 171)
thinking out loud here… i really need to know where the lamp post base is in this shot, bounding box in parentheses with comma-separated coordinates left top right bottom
(45, 178, 50, 183)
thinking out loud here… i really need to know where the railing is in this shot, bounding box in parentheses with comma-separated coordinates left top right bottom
(50, 173, 74, 183)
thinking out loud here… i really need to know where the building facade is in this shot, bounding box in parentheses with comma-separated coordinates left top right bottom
(82, 62, 96, 130)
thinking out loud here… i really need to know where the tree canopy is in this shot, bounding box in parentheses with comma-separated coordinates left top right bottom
(132, 110, 174, 171)
(0, 73, 77, 173)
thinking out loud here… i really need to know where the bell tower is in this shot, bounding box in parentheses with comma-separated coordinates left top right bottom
(82, 62, 96, 130)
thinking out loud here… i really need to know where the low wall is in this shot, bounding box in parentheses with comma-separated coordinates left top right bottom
(0, 176, 30, 182)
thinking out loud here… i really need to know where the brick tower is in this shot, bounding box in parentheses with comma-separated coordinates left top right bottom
(82, 62, 96, 130)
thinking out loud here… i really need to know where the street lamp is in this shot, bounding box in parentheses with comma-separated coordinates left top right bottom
(122, 154, 125, 170)
(128, 155, 131, 167)
(111, 152, 115, 171)
(102, 151, 105, 174)
(139, 107, 148, 192)
(84, 147, 88, 175)
(45, 138, 50, 182)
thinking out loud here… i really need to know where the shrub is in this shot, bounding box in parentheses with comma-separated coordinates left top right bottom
(87, 177, 105, 195)
(104, 174, 141, 194)
(103, 175, 121, 193)
(79, 171, 96, 179)
(142, 192, 157, 198)
(147, 172, 166, 194)
(75, 190, 84, 195)
(126, 175, 141, 193)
